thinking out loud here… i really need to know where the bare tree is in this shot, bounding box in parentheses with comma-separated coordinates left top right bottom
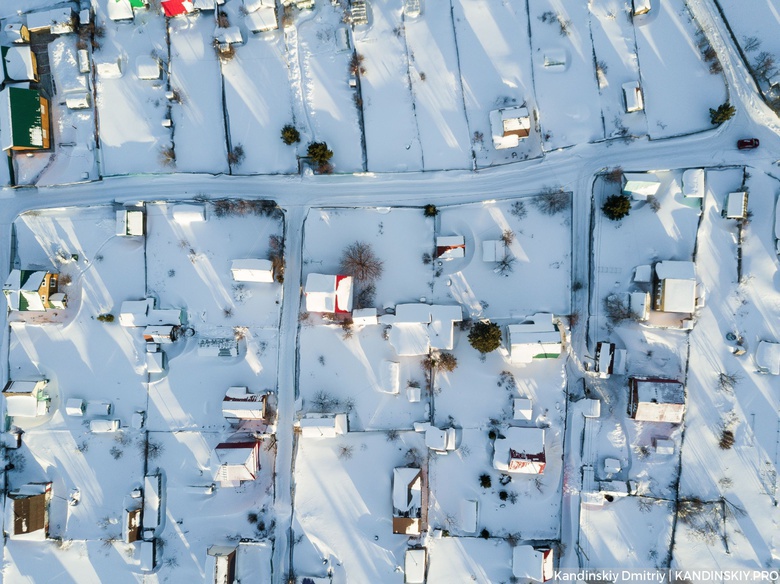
(340, 241, 384, 283)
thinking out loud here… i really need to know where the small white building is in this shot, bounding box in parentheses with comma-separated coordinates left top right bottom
(116, 208, 145, 236)
(136, 56, 161, 80)
(682, 169, 705, 199)
(756, 341, 780, 375)
(622, 81, 644, 113)
(508, 313, 564, 365)
(653, 261, 697, 314)
(244, 0, 278, 32)
(2, 45, 36, 83)
(493, 427, 546, 474)
(482, 240, 507, 263)
(230, 259, 274, 283)
(26, 8, 75, 34)
(304, 273, 353, 313)
(222, 386, 267, 421)
(622, 172, 661, 200)
(425, 427, 457, 453)
(630, 291, 650, 321)
(512, 545, 554, 582)
(628, 378, 685, 424)
(405, 548, 427, 584)
(513, 398, 533, 421)
(215, 440, 260, 487)
(172, 204, 206, 224)
(436, 235, 465, 260)
(142, 474, 162, 536)
(297, 413, 348, 437)
(352, 307, 378, 326)
(594, 342, 627, 378)
(65, 93, 91, 109)
(392, 467, 422, 535)
(725, 191, 748, 219)
(2, 380, 49, 418)
(489, 106, 531, 149)
(206, 545, 237, 584)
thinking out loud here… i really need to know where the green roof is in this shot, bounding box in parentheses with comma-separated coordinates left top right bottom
(130, 0, 146, 7)
(6, 86, 44, 149)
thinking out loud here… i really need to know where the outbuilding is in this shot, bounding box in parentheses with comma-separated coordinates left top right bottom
(230, 259, 274, 283)
(628, 377, 685, 423)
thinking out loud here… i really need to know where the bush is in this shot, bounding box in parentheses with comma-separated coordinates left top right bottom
(709, 102, 735, 125)
(423, 204, 438, 217)
(480, 528, 490, 539)
(281, 124, 300, 145)
(436, 352, 458, 372)
(159, 146, 176, 167)
(604, 167, 623, 183)
(96, 313, 114, 323)
(499, 490, 508, 501)
(533, 188, 570, 215)
(468, 321, 502, 354)
(227, 144, 245, 166)
(509, 200, 527, 219)
(602, 194, 631, 221)
(307, 141, 333, 166)
(340, 241, 383, 283)
(719, 429, 735, 449)
(603, 294, 634, 325)
(479, 474, 492, 489)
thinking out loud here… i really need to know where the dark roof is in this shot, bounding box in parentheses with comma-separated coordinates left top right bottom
(11, 492, 46, 535)
(6, 86, 43, 149)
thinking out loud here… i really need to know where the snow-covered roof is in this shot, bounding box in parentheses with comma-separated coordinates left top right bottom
(436, 235, 465, 260)
(756, 341, 780, 375)
(622, 172, 660, 199)
(392, 467, 421, 512)
(630, 378, 685, 423)
(482, 240, 505, 262)
(386, 304, 462, 355)
(508, 313, 562, 364)
(725, 191, 747, 219)
(206, 546, 237, 584)
(490, 106, 530, 149)
(107, 0, 136, 21)
(655, 261, 696, 314)
(215, 26, 243, 45)
(2, 46, 35, 82)
(513, 398, 532, 421)
(405, 549, 426, 584)
(0, 86, 46, 151)
(136, 56, 160, 80)
(3, 269, 50, 311)
(116, 209, 144, 236)
(120, 299, 181, 327)
(26, 8, 74, 34)
(215, 441, 259, 484)
(594, 342, 626, 378)
(97, 59, 123, 78)
(630, 291, 650, 320)
(512, 546, 553, 581)
(493, 427, 546, 474)
(298, 413, 347, 437)
(352, 307, 378, 325)
(223, 386, 267, 419)
(622, 82, 643, 113)
(425, 427, 456, 452)
(459, 500, 477, 533)
(682, 169, 705, 198)
(65, 93, 90, 109)
(4, 23, 27, 43)
(146, 351, 165, 373)
(172, 204, 206, 223)
(231, 259, 274, 283)
(633, 0, 652, 15)
(246, 6, 278, 32)
(304, 273, 353, 313)
(142, 474, 161, 530)
(6, 483, 51, 540)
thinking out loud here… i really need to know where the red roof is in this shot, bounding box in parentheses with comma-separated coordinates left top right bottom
(161, 0, 191, 16)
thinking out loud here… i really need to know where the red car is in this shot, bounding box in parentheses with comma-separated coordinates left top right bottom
(737, 138, 759, 150)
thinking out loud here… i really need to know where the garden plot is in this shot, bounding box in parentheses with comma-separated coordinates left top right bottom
(353, 1, 423, 172)
(94, 8, 172, 176)
(427, 427, 563, 540)
(144, 431, 275, 583)
(528, 0, 603, 150)
(302, 207, 433, 308)
(579, 496, 674, 569)
(633, 0, 726, 138)
(3, 539, 141, 584)
(588, 0, 648, 139)
(168, 14, 229, 174)
(291, 431, 425, 583)
(298, 324, 427, 431)
(404, 2, 472, 171)
(590, 170, 702, 336)
(431, 198, 571, 320)
(296, 3, 364, 173)
(673, 171, 780, 570)
(6, 429, 145, 542)
(145, 202, 284, 329)
(426, 537, 513, 583)
(451, 0, 542, 167)
(221, 30, 297, 174)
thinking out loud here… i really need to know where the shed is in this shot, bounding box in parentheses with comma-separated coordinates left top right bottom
(489, 106, 531, 149)
(304, 273, 353, 313)
(436, 235, 465, 260)
(172, 204, 206, 223)
(725, 191, 747, 219)
(206, 545, 237, 584)
(4, 24, 29, 44)
(392, 467, 422, 535)
(215, 440, 260, 487)
(654, 261, 696, 314)
(622, 172, 660, 200)
(116, 209, 145, 236)
(146, 350, 166, 374)
(493, 427, 546, 474)
(222, 386, 267, 420)
(513, 398, 533, 421)
(2, 46, 37, 83)
(628, 378, 685, 423)
(0, 86, 50, 151)
(108, 0, 148, 21)
(682, 169, 705, 198)
(405, 548, 426, 584)
(425, 427, 457, 453)
(756, 341, 780, 375)
(140, 540, 156, 572)
(654, 438, 675, 455)
(582, 399, 601, 418)
(136, 56, 161, 80)
(622, 82, 644, 113)
(120, 298, 181, 327)
(3, 380, 49, 418)
(65, 398, 86, 416)
(142, 474, 162, 533)
(246, 5, 278, 33)
(26, 8, 75, 34)
(482, 240, 506, 262)
(5, 483, 52, 540)
(97, 59, 123, 78)
(630, 291, 650, 321)
(65, 93, 91, 109)
(215, 26, 243, 46)
(352, 307, 378, 326)
(508, 313, 563, 365)
(594, 342, 627, 378)
(231, 259, 274, 283)
(298, 413, 348, 437)
(459, 500, 477, 534)
(512, 545, 554, 582)
(78, 49, 90, 73)
(379, 360, 400, 394)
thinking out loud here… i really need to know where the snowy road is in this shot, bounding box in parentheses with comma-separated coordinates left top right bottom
(2, 0, 779, 580)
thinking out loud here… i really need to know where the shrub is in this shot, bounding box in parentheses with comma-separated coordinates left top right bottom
(480, 528, 490, 539)
(602, 194, 631, 221)
(437, 352, 458, 372)
(533, 187, 570, 215)
(509, 200, 527, 219)
(709, 102, 735, 125)
(96, 313, 114, 323)
(647, 195, 661, 213)
(499, 490, 508, 501)
(468, 321, 502, 354)
(307, 141, 333, 165)
(340, 241, 383, 283)
(423, 204, 438, 217)
(719, 429, 735, 449)
(604, 167, 623, 183)
(354, 283, 376, 309)
(501, 229, 515, 246)
(281, 124, 300, 145)
(603, 294, 634, 325)
(479, 474, 492, 489)
(228, 144, 245, 166)
(349, 52, 366, 76)
(159, 146, 176, 167)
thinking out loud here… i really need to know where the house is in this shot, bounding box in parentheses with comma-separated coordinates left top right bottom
(512, 545, 554, 582)
(231, 259, 274, 283)
(384, 303, 463, 356)
(116, 208, 145, 236)
(490, 106, 531, 149)
(108, 0, 149, 21)
(3, 380, 49, 418)
(206, 545, 237, 584)
(622, 172, 660, 200)
(508, 313, 564, 365)
(392, 467, 422, 535)
(725, 191, 748, 219)
(298, 413, 348, 437)
(136, 56, 161, 80)
(215, 439, 260, 487)
(222, 386, 267, 422)
(0, 86, 50, 151)
(304, 273, 353, 313)
(628, 377, 685, 423)
(142, 474, 162, 539)
(161, 0, 195, 17)
(3, 269, 62, 311)
(653, 261, 697, 314)
(2, 46, 37, 83)
(26, 8, 75, 34)
(513, 398, 533, 421)
(120, 298, 182, 327)
(4, 23, 30, 44)
(436, 235, 465, 260)
(756, 341, 780, 375)
(682, 169, 705, 199)
(405, 548, 426, 584)
(493, 427, 546, 474)
(632, 0, 651, 15)
(5, 482, 52, 540)
(622, 82, 644, 113)
(198, 337, 240, 357)
(594, 342, 627, 378)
